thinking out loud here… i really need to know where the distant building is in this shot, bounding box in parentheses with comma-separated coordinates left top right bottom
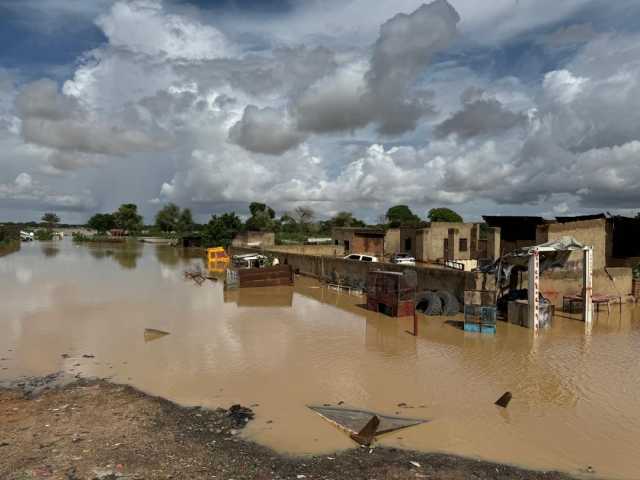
(181, 235, 203, 248)
(332, 227, 385, 256)
(483, 216, 547, 254)
(231, 231, 275, 248)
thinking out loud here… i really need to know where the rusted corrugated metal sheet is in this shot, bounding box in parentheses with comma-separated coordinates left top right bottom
(237, 265, 294, 288)
(366, 270, 416, 317)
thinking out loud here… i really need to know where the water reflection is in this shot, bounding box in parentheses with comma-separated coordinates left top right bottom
(224, 287, 293, 307)
(84, 242, 144, 269)
(156, 244, 205, 267)
(41, 243, 60, 258)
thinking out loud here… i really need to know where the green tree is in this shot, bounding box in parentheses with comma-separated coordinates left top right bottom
(385, 205, 420, 227)
(280, 213, 298, 233)
(155, 203, 181, 232)
(202, 212, 242, 247)
(293, 206, 315, 234)
(87, 213, 116, 234)
(246, 202, 276, 231)
(177, 208, 194, 234)
(428, 207, 463, 223)
(41, 212, 60, 230)
(249, 202, 275, 219)
(113, 203, 143, 234)
(330, 211, 365, 228)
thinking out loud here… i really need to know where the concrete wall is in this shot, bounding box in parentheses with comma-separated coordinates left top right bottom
(231, 246, 475, 299)
(267, 244, 344, 256)
(519, 268, 632, 305)
(536, 219, 607, 270)
(384, 228, 401, 255)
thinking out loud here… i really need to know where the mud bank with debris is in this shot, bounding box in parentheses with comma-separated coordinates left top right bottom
(0, 378, 577, 480)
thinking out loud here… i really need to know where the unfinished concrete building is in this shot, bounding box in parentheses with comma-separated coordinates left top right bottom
(332, 227, 385, 256)
(399, 222, 501, 264)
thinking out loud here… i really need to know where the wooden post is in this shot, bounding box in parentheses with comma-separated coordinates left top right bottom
(528, 249, 540, 331)
(583, 246, 593, 326)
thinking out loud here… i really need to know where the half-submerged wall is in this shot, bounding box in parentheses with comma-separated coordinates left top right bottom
(231, 246, 475, 299)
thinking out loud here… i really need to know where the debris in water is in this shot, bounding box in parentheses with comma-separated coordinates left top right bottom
(82, 354, 95, 358)
(227, 404, 255, 428)
(308, 405, 427, 446)
(495, 392, 512, 408)
(410, 461, 421, 468)
(144, 328, 171, 343)
(350, 414, 380, 446)
(184, 269, 206, 285)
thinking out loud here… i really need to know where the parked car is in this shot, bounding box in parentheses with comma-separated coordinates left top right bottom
(391, 252, 416, 265)
(343, 253, 379, 262)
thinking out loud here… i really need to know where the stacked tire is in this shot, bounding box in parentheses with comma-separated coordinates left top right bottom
(416, 290, 460, 316)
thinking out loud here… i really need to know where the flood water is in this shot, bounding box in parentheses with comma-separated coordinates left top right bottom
(1, 240, 640, 479)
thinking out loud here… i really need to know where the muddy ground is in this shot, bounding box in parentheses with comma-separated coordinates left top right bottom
(0, 377, 577, 480)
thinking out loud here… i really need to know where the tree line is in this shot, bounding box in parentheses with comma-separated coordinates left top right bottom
(75, 202, 462, 247)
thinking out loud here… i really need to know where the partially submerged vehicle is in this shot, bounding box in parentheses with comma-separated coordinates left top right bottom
(20, 231, 34, 242)
(232, 253, 267, 269)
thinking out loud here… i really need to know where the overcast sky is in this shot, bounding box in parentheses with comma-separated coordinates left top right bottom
(1, 0, 640, 224)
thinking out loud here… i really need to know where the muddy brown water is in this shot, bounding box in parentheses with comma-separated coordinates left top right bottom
(1, 241, 639, 479)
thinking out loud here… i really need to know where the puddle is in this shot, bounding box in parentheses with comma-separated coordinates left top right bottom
(1, 240, 640, 479)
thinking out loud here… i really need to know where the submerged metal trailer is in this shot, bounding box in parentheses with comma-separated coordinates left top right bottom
(226, 264, 294, 289)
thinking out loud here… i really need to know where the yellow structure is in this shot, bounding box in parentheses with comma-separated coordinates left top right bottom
(207, 247, 229, 263)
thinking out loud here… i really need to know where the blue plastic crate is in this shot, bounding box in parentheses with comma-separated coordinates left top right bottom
(480, 324, 496, 334)
(464, 322, 481, 332)
(464, 322, 496, 334)
(480, 306, 497, 325)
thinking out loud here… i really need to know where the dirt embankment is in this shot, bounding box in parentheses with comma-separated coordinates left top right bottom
(0, 378, 577, 480)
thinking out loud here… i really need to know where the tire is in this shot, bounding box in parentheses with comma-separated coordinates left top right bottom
(437, 290, 460, 315)
(416, 291, 443, 316)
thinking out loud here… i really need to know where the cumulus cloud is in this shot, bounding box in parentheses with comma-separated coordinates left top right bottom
(293, 0, 459, 137)
(229, 106, 305, 155)
(0, 173, 96, 211)
(16, 79, 164, 159)
(435, 90, 528, 139)
(96, 0, 231, 60)
(5, 0, 640, 222)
